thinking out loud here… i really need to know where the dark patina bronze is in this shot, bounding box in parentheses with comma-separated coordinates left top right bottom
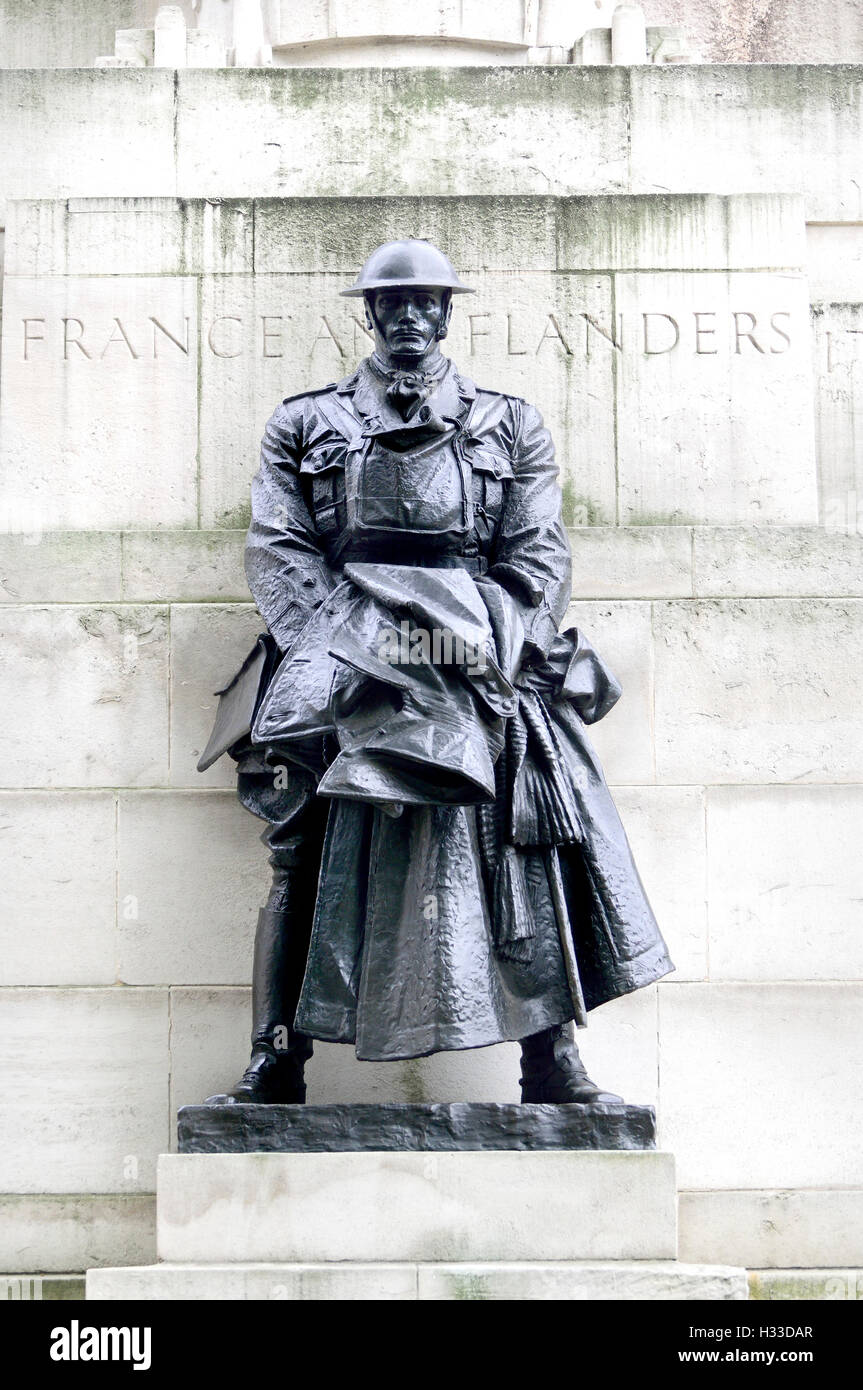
(199, 239, 674, 1108)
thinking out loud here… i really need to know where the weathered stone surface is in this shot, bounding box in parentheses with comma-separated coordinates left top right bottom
(157, 1150, 677, 1261)
(0, 68, 861, 221)
(87, 1259, 748, 1301)
(0, 792, 116, 985)
(707, 785, 863, 981)
(569, 526, 692, 599)
(0, 606, 169, 788)
(0, 1194, 155, 1274)
(0, 533, 122, 603)
(565, 601, 654, 783)
(175, 68, 631, 200)
(0, 989, 169, 1192)
(5, 198, 253, 278)
(653, 599, 863, 783)
(658, 984, 863, 1189)
(693, 526, 863, 598)
(613, 786, 707, 981)
(0, 1, 139, 70)
(0, 276, 198, 530)
(629, 65, 863, 221)
(178, 1101, 657, 1154)
(417, 1260, 747, 1301)
(117, 792, 262, 984)
(0, 70, 175, 223)
(749, 1269, 863, 1301)
(807, 224, 863, 303)
(679, 1189, 863, 1269)
(168, 603, 263, 788)
(615, 271, 816, 525)
(813, 302, 863, 531)
(122, 531, 247, 602)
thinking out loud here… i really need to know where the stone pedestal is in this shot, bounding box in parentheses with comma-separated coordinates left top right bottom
(86, 1105, 747, 1300)
(178, 1100, 658, 1153)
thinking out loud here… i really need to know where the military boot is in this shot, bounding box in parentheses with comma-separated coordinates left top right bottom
(207, 875, 315, 1105)
(519, 1022, 623, 1104)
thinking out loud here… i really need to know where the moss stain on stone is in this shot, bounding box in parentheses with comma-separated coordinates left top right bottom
(219, 501, 252, 531)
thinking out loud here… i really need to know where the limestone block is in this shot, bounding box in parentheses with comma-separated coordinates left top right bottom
(156, 1150, 677, 1261)
(0, 988, 169, 1193)
(693, 526, 863, 598)
(198, 268, 616, 528)
(0, 606, 169, 788)
(0, 276, 198, 530)
(615, 271, 817, 525)
(813, 303, 863, 531)
(87, 1260, 747, 1301)
(612, 787, 706, 981)
(169, 987, 252, 1120)
(807, 225, 863, 303)
(168, 602, 263, 787)
(0, 533, 122, 603)
(564, 601, 654, 783)
(629, 66, 863, 222)
(5, 198, 253, 277)
(417, 1261, 746, 1301)
(121, 531, 248, 602)
(154, 5, 187, 67)
(0, 1194, 156, 1274)
(88, 1262, 420, 1300)
(0, 1, 142, 71)
(569, 525, 692, 599)
(577, 28, 613, 64)
(186, 29, 227, 67)
(679, 1189, 863, 1269)
(750, 1270, 863, 1301)
(653, 599, 863, 783)
(555, 192, 805, 274)
(0, 792, 116, 986)
(115, 29, 156, 67)
(252, 196, 557, 274)
(611, 3, 648, 65)
(174, 68, 631, 199)
(574, 987, 659, 1106)
(707, 785, 863, 982)
(0, 71, 176, 224)
(117, 792, 264, 985)
(658, 983, 863, 1188)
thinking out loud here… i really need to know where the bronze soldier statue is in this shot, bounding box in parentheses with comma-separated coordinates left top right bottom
(200, 240, 673, 1106)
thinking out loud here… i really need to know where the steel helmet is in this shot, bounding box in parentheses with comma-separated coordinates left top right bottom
(340, 239, 474, 298)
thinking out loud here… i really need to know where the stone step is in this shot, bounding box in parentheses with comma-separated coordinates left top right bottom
(157, 1150, 677, 1264)
(87, 1260, 748, 1301)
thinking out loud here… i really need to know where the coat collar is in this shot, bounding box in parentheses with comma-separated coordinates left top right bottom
(335, 356, 477, 435)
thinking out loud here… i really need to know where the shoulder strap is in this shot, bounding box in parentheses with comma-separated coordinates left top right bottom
(308, 390, 367, 451)
(463, 391, 513, 440)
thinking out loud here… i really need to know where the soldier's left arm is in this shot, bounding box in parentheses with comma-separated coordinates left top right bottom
(487, 398, 573, 662)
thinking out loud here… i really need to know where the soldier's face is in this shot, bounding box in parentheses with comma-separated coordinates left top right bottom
(368, 287, 448, 363)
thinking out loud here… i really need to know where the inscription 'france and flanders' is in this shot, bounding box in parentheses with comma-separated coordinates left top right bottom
(18, 308, 796, 362)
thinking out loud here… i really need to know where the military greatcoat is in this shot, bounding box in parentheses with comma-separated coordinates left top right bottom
(205, 353, 674, 1061)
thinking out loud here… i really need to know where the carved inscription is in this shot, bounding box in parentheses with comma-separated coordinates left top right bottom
(18, 308, 796, 361)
